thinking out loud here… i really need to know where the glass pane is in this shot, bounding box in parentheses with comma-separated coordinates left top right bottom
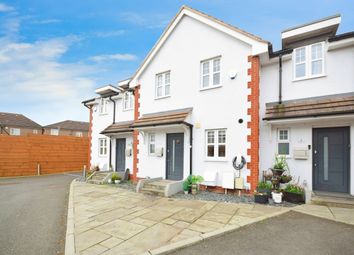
(165, 85, 170, 95)
(218, 130, 226, 143)
(202, 62, 209, 75)
(157, 75, 162, 85)
(157, 87, 162, 97)
(296, 63, 306, 78)
(165, 72, 170, 84)
(213, 59, 220, 72)
(150, 134, 155, 142)
(218, 145, 226, 157)
(207, 131, 214, 143)
(312, 60, 322, 75)
(202, 75, 209, 87)
(279, 130, 288, 140)
(150, 144, 155, 154)
(213, 73, 220, 85)
(278, 143, 289, 155)
(311, 44, 322, 60)
(207, 145, 214, 157)
(295, 48, 305, 63)
(324, 137, 328, 181)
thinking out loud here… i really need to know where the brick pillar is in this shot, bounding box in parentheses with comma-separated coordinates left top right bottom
(132, 85, 141, 181)
(246, 56, 260, 192)
(88, 106, 93, 170)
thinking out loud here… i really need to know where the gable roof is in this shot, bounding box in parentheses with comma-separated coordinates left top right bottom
(130, 5, 268, 87)
(44, 120, 89, 131)
(0, 112, 42, 129)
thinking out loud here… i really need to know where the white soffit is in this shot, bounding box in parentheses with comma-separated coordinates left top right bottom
(95, 85, 121, 95)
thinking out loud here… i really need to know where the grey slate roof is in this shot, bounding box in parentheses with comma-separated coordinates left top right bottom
(44, 120, 89, 131)
(0, 112, 42, 129)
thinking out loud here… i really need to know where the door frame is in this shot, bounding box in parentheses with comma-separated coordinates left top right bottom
(165, 133, 184, 180)
(312, 126, 350, 193)
(115, 138, 126, 172)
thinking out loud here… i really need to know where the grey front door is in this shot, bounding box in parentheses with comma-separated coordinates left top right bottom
(313, 127, 350, 193)
(116, 138, 126, 171)
(166, 133, 184, 180)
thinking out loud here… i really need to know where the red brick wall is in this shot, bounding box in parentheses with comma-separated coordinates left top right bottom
(246, 55, 260, 192)
(0, 134, 89, 177)
(132, 85, 141, 181)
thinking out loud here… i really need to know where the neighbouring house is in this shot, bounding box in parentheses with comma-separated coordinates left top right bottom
(43, 120, 89, 137)
(0, 112, 42, 136)
(260, 15, 354, 196)
(84, 6, 354, 197)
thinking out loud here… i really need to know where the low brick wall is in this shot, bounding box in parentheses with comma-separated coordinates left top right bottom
(0, 134, 89, 177)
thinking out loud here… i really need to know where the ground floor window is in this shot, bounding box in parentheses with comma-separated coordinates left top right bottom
(148, 133, 155, 155)
(10, 128, 20, 136)
(50, 128, 59, 136)
(277, 129, 290, 156)
(206, 129, 226, 159)
(99, 138, 107, 156)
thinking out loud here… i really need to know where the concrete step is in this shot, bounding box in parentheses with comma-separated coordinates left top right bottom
(88, 180, 104, 185)
(140, 187, 165, 197)
(311, 194, 354, 209)
(143, 183, 166, 191)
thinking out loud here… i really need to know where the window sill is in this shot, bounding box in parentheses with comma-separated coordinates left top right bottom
(155, 95, 171, 100)
(200, 85, 222, 91)
(123, 108, 133, 112)
(292, 74, 326, 82)
(99, 113, 108, 116)
(98, 155, 107, 158)
(205, 158, 228, 162)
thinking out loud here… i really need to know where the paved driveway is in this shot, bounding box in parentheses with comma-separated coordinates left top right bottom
(0, 173, 80, 255)
(169, 211, 354, 255)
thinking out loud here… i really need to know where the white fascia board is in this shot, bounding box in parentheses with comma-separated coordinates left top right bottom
(282, 16, 341, 39)
(328, 37, 354, 51)
(118, 79, 131, 87)
(95, 85, 122, 94)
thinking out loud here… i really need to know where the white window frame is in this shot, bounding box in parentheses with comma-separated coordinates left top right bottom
(155, 71, 170, 99)
(123, 92, 134, 111)
(293, 42, 325, 81)
(99, 98, 108, 114)
(200, 56, 221, 90)
(98, 138, 107, 157)
(277, 129, 290, 156)
(148, 133, 156, 155)
(205, 129, 226, 160)
(50, 128, 59, 136)
(75, 131, 83, 137)
(33, 129, 38, 134)
(10, 128, 20, 136)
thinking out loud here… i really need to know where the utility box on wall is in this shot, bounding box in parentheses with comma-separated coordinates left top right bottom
(293, 148, 309, 160)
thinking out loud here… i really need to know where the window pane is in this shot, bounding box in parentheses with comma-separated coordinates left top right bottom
(218, 130, 226, 143)
(296, 63, 306, 78)
(207, 145, 214, 157)
(207, 131, 214, 143)
(157, 87, 162, 97)
(150, 134, 155, 142)
(295, 48, 305, 63)
(165, 85, 170, 95)
(312, 60, 322, 75)
(218, 145, 226, 157)
(279, 130, 288, 140)
(278, 143, 289, 155)
(213, 73, 220, 85)
(157, 75, 162, 86)
(202, 75, 209, 88)
(202, 62, 209, 75)
(311, 44, 322, 60)
(150, 144, 155, 154)
(213, 59, 220, 72)
(165, 72, 170, 84)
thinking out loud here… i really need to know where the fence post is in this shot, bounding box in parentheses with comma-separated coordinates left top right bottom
(37, 163, 40, 176)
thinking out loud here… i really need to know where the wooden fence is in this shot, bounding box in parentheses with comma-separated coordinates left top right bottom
(0, 134, 89, 177)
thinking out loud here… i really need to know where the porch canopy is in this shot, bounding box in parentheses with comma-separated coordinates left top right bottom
(131, 107, 193, 128)
(264, 92, 354, 121)
(100, 120, 134, 135)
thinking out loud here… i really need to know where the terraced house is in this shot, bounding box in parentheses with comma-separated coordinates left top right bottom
(84, 6, 354, 198)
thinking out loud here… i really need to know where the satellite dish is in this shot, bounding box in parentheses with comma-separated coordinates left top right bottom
(228, 70, 237, 80)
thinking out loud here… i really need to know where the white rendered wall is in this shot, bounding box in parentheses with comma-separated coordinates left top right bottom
(135, 16, 254, 187)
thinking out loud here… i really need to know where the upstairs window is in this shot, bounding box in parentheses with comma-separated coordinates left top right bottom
(206, 129, 226, 160)
(294, 42, 324, 80)
(277, 129, 290, 156)
(99, 98, 108, 114)
(123, 92, 134, 110)
(10, 128, 20, 136)
(155, 71, 170, 98)
(201, 57, 221, 89)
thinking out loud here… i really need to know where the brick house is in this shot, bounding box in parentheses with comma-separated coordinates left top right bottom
(43, 120, 89, 137)
(0, 112, 42, 136)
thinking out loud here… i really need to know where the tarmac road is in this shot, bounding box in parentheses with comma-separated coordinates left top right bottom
(0, 173, 80, 255)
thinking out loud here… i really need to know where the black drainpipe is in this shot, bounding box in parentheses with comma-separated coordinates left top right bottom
(188, 124, 193, 176)
(278, 54, 283, 104)
(108, 96, 116, 171)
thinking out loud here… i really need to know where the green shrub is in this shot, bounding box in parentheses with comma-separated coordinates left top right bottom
(285, 184, 304, 195)
(183, 180, 190, 191)
(111, 173, 121, 181)
(273, 155, 289, 170)
(257, 181, 272, 190)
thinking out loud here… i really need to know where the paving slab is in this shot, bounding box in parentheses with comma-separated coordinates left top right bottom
(96, 219, 146, 240)
(75, 229, 111, 252)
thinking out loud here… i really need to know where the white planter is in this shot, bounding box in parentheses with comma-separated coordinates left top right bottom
(115, 180, 121, 184)
(108, 179, 112, 184)
(184, 190, 188, 195)
(272, 192, 283, 203)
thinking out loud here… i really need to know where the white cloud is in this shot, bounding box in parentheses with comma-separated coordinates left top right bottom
(32, 19, 61, 24)
(119, 12, 170, 29)
(0, 3, 14, 12)
(94, 30, 125, 38)
(89, 53, 137, 62)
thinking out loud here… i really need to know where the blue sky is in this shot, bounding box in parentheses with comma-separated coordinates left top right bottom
(0, 0, 353, 125)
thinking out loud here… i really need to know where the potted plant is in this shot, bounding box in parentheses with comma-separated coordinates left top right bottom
(271, 190, 283, 203)
(111, 173, 121, 184)
(256, 181, 272, 197)
(279, 174, 292, 184)
(283, 184, 305, 204)
(263, 171, 273, 181)
(271, 155, 288, 177)
(254, 192, 269, 204)
(183, 180, 190, 194)
(189, 175, 204, 195)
